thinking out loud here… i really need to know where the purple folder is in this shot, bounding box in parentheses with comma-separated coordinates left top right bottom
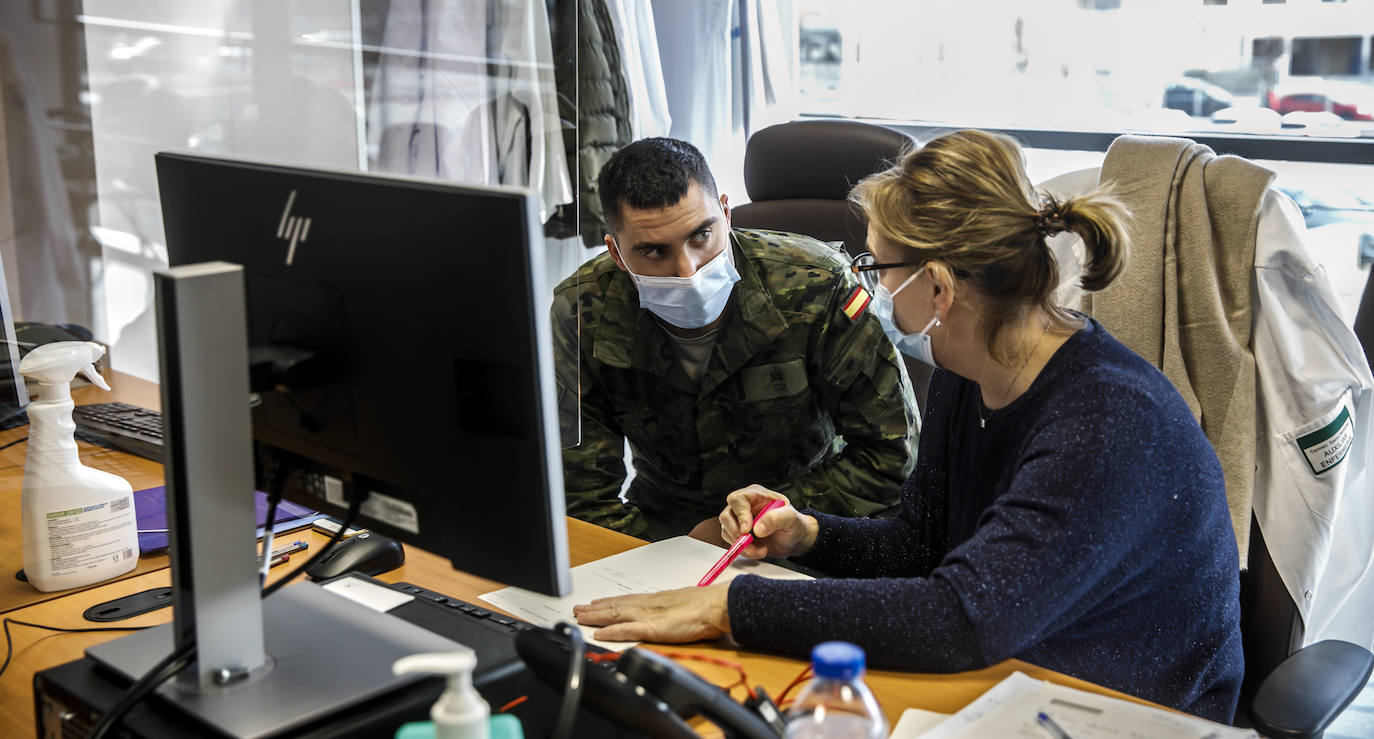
(133, 486, 322, 554)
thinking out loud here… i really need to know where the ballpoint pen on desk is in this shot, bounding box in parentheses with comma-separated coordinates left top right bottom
(270, 540, 309, 559)
(1036, 711, 1074, 739)
(698, 499, 787, 587)
(259, 541, 307, 585)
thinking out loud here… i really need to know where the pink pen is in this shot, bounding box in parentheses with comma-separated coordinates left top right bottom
(697, 499, 787, 587)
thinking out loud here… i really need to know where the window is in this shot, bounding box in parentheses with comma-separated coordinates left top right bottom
(794, 3, 1372, 139)
(1291, 36, 1362, 76)
(791, 0, 1374, 324)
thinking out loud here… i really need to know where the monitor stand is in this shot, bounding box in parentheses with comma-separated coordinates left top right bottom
(86, 262, 464, 737)
(87, 582, 462, 737)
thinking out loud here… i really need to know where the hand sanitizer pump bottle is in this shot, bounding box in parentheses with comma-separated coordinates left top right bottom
(18, 341, 138, 592)
(393, 649, 524, 739)
(394, 650, 490, 739)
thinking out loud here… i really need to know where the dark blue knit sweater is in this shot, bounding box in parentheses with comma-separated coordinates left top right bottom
(728, 317, 1244, 722)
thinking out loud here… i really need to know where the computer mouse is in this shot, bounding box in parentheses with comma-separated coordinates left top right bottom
(305, 531, 406, 581)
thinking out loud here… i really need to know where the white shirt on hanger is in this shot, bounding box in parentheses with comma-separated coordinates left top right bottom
(603, 0, 672, 139)
(368, 0, 572, 223)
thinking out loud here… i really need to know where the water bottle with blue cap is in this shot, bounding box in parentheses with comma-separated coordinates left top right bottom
(784, 641, 888, 738)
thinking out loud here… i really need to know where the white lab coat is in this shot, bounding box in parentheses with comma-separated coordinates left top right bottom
(651, 0, 733, 160)
(487, 0, 574, 222)
(1252, 191, 1374, 649)
(651, 0, 793, 198)
(368, 0, 572, 223)
(1042, 167, 1374, 650)
(368, 0, 493, 186)
(603, 0, 672, 139)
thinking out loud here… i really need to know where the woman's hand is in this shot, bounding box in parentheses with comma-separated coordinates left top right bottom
(573, 583, 730, 643)
(719, 485, 819, 560)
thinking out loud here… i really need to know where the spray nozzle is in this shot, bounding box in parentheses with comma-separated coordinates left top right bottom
(80, 363, 111, 391)
(17, 341, 110, 399)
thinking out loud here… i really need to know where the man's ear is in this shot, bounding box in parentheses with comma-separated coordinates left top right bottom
(719, 193, 731, 223)
(606, 235, 629, 272)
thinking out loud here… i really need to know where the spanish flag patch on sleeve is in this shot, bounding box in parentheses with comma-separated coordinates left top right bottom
(841, 285, 871, 322)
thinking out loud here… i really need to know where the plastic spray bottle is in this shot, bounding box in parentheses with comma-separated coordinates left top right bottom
(393, 650, 523, 739)
(19, 341, 139, 592)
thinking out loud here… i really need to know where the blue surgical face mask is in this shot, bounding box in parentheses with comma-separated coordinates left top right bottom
(870, 267, 942, 367)
(622, 243, 741, 329)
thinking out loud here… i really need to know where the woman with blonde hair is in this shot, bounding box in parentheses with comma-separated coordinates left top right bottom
(575, 130, 1244, 722)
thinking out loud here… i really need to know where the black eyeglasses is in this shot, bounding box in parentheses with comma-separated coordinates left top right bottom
(850, 252, 924, 293)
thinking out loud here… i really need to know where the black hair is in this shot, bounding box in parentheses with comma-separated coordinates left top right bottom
(596, 137, 719, 233)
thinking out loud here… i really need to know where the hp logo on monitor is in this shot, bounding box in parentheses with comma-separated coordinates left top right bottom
(275, 190, 312, 266)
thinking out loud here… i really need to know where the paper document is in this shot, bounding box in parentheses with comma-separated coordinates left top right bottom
(917, 672, 1257, 739)
(890, 708, 951, 738)
(322, 576, 415, 613)
(480, 536, 812, 650)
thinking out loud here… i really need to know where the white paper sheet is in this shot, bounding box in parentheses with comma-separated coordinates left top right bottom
(918, 671, 1043, 738)
(321, 576, 414, 613)
(479, 536, 812, 650)
(890, 708, 952, 738)
(918, 672, 1257, 739)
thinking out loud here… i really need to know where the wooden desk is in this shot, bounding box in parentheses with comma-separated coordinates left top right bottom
(1, 372, 166, 615)
(1, 517, 1156, 738)
(0, 518, 640, 739)
(0, 371, 1159, 736)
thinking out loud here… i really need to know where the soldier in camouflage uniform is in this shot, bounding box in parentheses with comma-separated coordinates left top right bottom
(552, 137, 918, 540)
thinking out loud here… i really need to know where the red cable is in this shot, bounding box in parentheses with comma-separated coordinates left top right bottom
(776, 664, 813, 708)
(653, 650, 759, 701)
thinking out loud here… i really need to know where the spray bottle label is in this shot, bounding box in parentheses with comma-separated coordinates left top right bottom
(44, 496, 136, 576)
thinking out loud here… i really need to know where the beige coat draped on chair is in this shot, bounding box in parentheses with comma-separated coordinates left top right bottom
(1085, 135, 1275, 560)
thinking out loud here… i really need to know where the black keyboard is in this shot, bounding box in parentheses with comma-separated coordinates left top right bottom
(71, 401, 164, 461)
(384, 580, 528, 678)
(379, 579, 629, 738)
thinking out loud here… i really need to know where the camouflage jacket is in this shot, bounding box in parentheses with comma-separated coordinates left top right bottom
(551, 229, 918, 539)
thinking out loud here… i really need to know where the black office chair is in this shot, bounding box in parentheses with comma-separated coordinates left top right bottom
(1239, 520, 1373, 738)
(730, 120, 934, 411)
(731, 119, 914, 259)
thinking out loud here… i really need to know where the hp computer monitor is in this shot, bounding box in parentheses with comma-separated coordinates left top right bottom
(156, 152, 570, 596)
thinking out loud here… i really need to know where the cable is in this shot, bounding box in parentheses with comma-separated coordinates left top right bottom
(0, 436, 27, 452)
(0, 617, 148, 679)
(261, 493, 362, 599)
(776, 664, 813, 709)
(550, 622, 586, 739)
(84, 641, 195, 739)
(258, 493, 281, 585)
(654, 650, 759, 701)
(256, 459, 289, 586)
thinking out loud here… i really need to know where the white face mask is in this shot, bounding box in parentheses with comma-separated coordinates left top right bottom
(870, 267, 941, 367)
(621, 244, 741, 329)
